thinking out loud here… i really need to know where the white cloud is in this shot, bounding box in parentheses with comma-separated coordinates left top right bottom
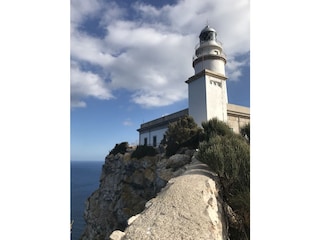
(71, 100, 87, 108)
(71, 62, 114, 108)
(70, 0, 250, 108)
(132, 87, 187, 108)
(123, 119, 133, 126)
(133, 2, 161, 18)
(71, 0, 102, 26)
(71, 29, 115, 67)
(99, 2, 127, 26)
(226, 57, 247, 81)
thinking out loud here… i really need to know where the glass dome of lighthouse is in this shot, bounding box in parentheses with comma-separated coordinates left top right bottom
(193, 25, 226, 75)
(199, 25, 217, 43)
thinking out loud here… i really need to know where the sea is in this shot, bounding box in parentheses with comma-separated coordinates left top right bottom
(71, 161, 104, 240)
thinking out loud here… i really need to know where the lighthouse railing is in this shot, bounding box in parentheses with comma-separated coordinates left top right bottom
(194, 40, 223, 50)
(192, 52, 227, 62)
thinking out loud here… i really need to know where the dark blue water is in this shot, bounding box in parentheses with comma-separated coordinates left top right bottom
(71, 161, 104, 240)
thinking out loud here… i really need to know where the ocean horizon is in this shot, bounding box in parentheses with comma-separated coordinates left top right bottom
(71, 160, 104, 240)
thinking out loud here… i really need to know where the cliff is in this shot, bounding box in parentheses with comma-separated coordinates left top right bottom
(80, 148, 230, 240)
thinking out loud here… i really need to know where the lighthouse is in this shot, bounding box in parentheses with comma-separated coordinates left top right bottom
(186, 25, 228, 127)
(138, 25, 250, 146)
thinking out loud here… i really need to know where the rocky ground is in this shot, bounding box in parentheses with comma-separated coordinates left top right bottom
(111, 158, 228, 240)
(80, 148, 229, 240)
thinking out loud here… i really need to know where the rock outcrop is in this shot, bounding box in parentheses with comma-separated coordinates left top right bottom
(80, 148, 228, 240)
(81, 149, 194, 240)
(111, 159, 228, 240)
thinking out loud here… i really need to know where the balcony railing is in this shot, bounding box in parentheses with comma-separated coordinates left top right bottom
(194, 40, 223, 50)
(192, 51, 227, 62)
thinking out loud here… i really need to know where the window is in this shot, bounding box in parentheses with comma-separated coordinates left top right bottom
(144, 137, 147, 146)
(209, 80, 222, 87)
(153, 136, 157, 147)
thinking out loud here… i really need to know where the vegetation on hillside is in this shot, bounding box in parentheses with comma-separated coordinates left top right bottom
(131, 145, 157, 159)
(108, 118, 250, 239)
(240, 122, 250, 143)
(163, 115, 202, 157)
(163, 117, 250, 239)
(109, 142, 129, 155)
(198, 119, 250, 239)
(201, 117, 233, 140)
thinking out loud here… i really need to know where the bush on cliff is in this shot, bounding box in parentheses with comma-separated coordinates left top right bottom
(197, 118, 250, 239)
(240, 122, 250, 143)
(131, 145, 157, 159)
(198, 134, 250, 192)
(109, 142, 129, 155)
(201, 117, 233, 141)
(164, 115, 202, 157)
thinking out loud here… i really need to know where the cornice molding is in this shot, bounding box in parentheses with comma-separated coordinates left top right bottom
(185, 69, 227, 84)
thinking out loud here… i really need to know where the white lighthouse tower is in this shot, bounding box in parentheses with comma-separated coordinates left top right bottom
(138, 26, 250, 146)
(186, 25, 228, 127)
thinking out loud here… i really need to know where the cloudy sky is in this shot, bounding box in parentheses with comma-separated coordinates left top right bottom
(70, 0, 250, 161)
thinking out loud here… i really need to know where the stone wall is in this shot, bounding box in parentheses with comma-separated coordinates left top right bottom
(227, 103, 250, 133)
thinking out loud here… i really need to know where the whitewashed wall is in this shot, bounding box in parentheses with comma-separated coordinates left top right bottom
(139, 127, 167, 146)
(188, 76, 207, 127)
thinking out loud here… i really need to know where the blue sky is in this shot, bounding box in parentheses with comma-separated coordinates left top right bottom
(70, 0, 250, 161)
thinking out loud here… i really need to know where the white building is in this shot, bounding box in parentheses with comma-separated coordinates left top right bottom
(137, 26, 250, 147)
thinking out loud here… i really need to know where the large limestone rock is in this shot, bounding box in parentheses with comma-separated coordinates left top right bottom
(80, 150, 194, 240)
(110, 159, 228, 240)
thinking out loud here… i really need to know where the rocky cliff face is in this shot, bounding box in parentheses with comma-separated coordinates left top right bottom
(80, 148, 228, 240)
(110, 158, 228, 240)
(80, 148, 194, 240)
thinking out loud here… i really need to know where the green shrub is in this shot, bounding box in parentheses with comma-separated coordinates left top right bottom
(131, 145, 157, 159)
(198, 135, 250, 189)
(198, 118, 250, 238)
(229, 187, 250, 237)
(201, 117, 233, 141)
(165, 141, 180, 158)
(240, 122, 250, 143)
(165, 115, 202, 157)
(109, 142, 129, 155)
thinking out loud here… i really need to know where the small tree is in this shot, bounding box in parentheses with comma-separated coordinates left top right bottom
(165, 115, 202, 156)
(109, 142, 129, 155)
